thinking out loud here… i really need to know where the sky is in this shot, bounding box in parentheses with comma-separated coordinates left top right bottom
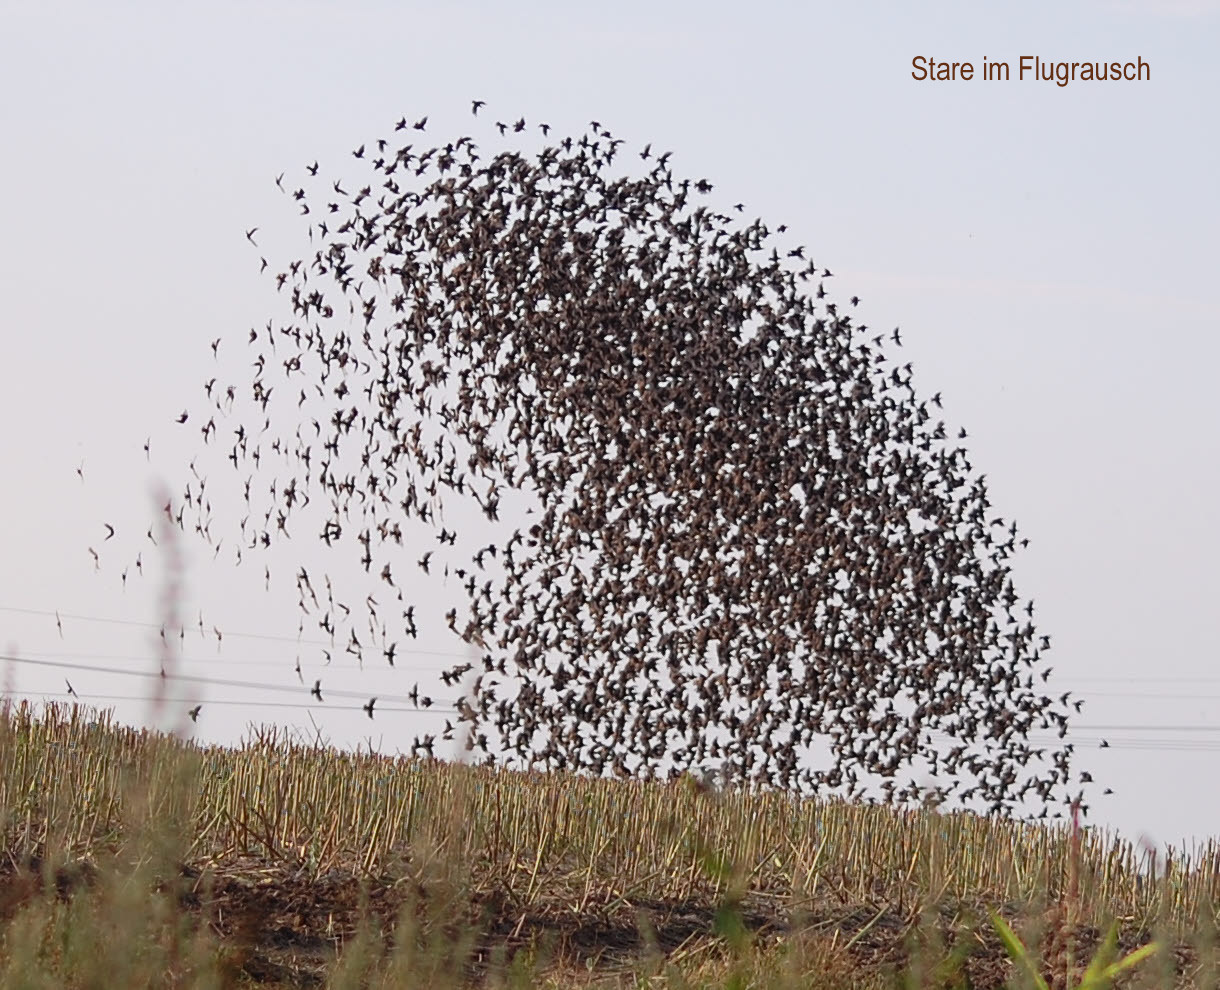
(1, 1, 1217, 852)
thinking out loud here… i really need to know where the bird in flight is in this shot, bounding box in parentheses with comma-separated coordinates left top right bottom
(245, 227, 258, 245)
(188, 705, 202, 722)
(103, 523, 115, 541)
(65, 679, 77, 697)
(157, 107, 1082, 818)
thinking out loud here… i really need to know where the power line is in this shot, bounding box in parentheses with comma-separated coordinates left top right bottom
(7, 607, 1220, 690)
(0, 605, 472, 660)
(14, 646, 1220, 707)
(1070, 691, 1220, 701)
(14, 647, 456, 672)
(9, 689, 1220, 754)
(1067, 677, 1220, 684)
(8, 689, 458, 717)
(0, 605, 324, 646)
(9, 605, 1220, 689)
(3, 652, 1219, 734)
(1067, 724, 1220, 732)
(0, 653, 460, 708)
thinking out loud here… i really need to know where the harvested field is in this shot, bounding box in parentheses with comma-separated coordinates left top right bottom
(0, 702, 1212, 987)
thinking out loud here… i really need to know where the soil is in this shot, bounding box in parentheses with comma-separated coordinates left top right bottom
(0, 852, 1188, 989)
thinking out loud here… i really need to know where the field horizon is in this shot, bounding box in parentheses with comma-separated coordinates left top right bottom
(1, 697, 1215, 988)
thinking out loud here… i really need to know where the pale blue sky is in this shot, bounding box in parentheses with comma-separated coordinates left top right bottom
(1, 1, 1217, 850)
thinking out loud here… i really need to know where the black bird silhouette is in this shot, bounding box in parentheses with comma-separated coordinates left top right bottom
(135, 108, 1086, 820)
(363, 697, 376, 718)
(188, 705, 202, 722)
(311, 680, 323, 702)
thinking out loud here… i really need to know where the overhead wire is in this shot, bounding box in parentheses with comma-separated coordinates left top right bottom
(11, 647, 459, 672)
(4, 611, 1219, 754)
(0, 652, 462, 708)
(8, 689, 459, 717)
(0, 604, 473, 660)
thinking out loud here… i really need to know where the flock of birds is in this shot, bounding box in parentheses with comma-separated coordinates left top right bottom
(103, 104, 1089, 817)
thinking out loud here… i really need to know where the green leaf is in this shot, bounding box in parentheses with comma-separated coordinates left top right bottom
(1079, 921, 1120, 986)
(989, 911, 1051, 990)
(1088, 942, 1160, 986)
(713, 901, 748, 950)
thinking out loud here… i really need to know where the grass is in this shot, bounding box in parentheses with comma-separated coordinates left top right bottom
(0, 699, 1214, 987)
